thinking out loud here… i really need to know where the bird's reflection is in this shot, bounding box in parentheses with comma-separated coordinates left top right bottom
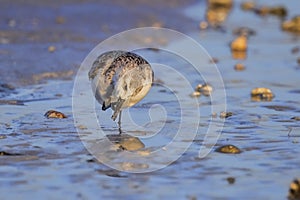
(106, 134, 145, 151)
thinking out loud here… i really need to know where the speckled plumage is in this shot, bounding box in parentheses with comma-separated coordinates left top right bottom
(88, 50, 153, 130)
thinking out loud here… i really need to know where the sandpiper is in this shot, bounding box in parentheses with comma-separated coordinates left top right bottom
(88, 50, 153, 133)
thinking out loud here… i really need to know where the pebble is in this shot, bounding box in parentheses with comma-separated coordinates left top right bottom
(226, 177, 236, 184)
(0, 151, 21, 156)
(255, 6, 287, 17)
(268, 6, 287, 17)
(291, 47, 300, 54)
(190, 91, 201, 98)
(0, 100, 24, 105)
(44, 110, 67, 119)
(233, 27, 256, 37)
(209, 57, 219, 64)
(291, 117, 300, 121)
(48, 45, 56, 53)
(195, 83, 213, 96)
(208, 0, 233, 8)
(240, 1, 255, 11)
(0, 83, 15, 90)
(215, 145, 241, 154)
(234, 63, 245, 71)
(205, 7, 231, 27)
(151, 22, 163, 28)
(282, 16, 300, 33)
(288, 179, 300, 200)
(231, 35, 247, 52)
(55, 16, 66, 24)
(199, 21, 208, 30)
(211, 112, 218, 118)
(77, 125, 87, 130)
(297, 57, 300, 65)
(241, 2, 287, 18)
(8, 19, 16, 27)
(251, 87, 274, 101)
(220, 111, 233, 118)
(0, 135, 7, 139)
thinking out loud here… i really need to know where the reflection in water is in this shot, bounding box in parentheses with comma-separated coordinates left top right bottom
(106, 134, 145, 151)
(87, 133, 149, 172)
(88, 133, 145, 152)
(231, 51, 247, 60)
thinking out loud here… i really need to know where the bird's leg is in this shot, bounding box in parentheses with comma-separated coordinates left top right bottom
(111, 98, 124, 121)
(118, 111, 122, 134)
(111, 98, 125, 134)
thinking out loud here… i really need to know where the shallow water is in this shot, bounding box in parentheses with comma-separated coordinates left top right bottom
(1, 0, 300, 199)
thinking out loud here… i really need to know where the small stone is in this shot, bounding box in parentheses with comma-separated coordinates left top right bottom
(254, 6, 270, 16)
(0, 38, 9, 44)
(251, 87, 274, 101)
(55, 93, 63, 97)
(282, 16, 300, 33)
(86, 158, 96, 163)
(0, 100, 24, 105)
(78, 125, 87, 130)
(0, 82, 15, 91)
(291, 47, 300, 54)
(44, 110, 67, 119)
(220, 111, 233, 118)
(291, 117, 300, 121)
(241, 1, 255, 11)
(234, 63, 245, 71)
(241, 3, 287, 18)
(297, 57, 300, 65)
(0, 151, 21, 156)
(199, 21, 208, 30)
(48, 46, 56, 53)
(187, 195, 197, 200)
(226, 177, 236, 184)
(196, 83, 213, 96)
(208, 0, 233, 8)
(55, 16, 66, 24)
(233, 27, 256, 37)
(268, 6, 287, 17)
(0, 135, 7, 139)
(215, 145, 241, 154)
(209, 57, 219, 64)
(231, 35, 247, 52)
(288, 178, 300, 200)
(211, 112, 218, 118)
(190, 91, 201, 97)
(8, 19, 16, 27)
(151, 22, 163, 28)
(205, 6, 231, 27)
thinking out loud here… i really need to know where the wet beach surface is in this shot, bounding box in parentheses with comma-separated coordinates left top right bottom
(1, 0, 300, 199)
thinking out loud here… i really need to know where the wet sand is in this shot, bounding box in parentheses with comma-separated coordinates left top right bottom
(1, 0, 300, 199)
(0, 0, 196, 86)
